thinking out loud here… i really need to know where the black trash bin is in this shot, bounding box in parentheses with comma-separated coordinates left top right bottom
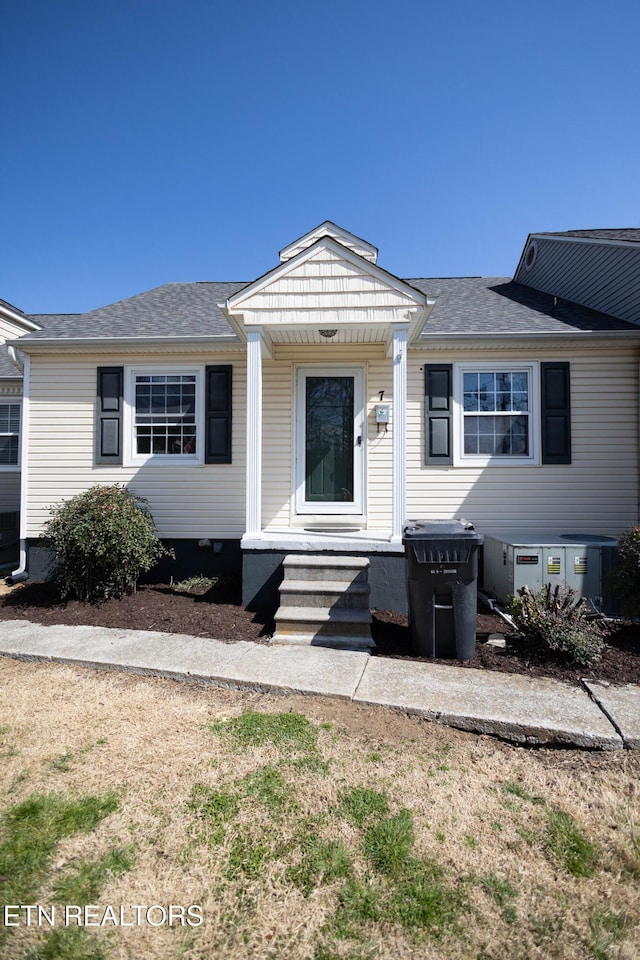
(403, 519, 483, 660)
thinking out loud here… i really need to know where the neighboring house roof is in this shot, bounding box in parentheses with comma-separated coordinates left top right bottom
(27, 282, 246, 340)
(409, 278, 638, 336)
(0, 298, 41, 334)
(536, 229, 640, 243)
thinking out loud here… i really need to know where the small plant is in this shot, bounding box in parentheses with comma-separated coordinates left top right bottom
(610, 526, 640, 616)
(172, 575, 218, 592)
(507, 584, 606, 667)
(339, 786, 390, 827)
(41, 484, 172, 601)
(544, 808, 597, 877)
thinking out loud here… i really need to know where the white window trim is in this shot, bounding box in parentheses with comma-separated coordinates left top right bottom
(453, 361, 540, 467)
(0, 399, 22, 472)
(123, 365, 204, 467)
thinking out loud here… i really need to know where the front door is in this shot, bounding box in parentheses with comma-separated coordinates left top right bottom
(295, 366, 365, 515)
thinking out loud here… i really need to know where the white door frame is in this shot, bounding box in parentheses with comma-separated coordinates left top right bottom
(294, 365, 365, 515)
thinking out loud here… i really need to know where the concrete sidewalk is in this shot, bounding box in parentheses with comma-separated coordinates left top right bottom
(0, 618, 638, 750)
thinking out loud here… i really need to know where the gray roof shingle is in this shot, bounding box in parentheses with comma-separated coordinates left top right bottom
(28, 282, 247, 340)
(16, 277, 638, 344)
(409, 278, 639, 336)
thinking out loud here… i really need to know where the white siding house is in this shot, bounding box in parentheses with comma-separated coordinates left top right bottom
(6, 223, 640, 608)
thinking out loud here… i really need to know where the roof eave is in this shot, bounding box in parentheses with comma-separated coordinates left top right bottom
(10, 334, 242, 352)
(0, 303, 42, 332)
(415, 329, 640, 344)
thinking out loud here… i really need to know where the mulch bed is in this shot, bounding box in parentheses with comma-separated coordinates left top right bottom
(1, 580, 638, 687)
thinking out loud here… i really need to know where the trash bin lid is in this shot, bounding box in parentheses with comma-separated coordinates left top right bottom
(402, 519, 483, 542)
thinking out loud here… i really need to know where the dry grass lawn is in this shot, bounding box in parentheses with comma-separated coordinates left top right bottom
(0, 657, 639, 960)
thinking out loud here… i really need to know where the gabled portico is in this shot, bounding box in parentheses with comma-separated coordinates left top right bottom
(224, 222, 431, 554)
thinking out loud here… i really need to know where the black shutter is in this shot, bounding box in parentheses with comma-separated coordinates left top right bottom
(541, 362, 571, 464)
(96, 367, 123, 464)
(205, 365, 232, 464)
(425, 364, 453, 465)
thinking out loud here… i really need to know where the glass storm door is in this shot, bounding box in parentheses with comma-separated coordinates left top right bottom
(295, 367, 365, 515)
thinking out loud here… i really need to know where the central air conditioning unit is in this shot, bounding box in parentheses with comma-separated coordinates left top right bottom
(481, 531, 619, 614)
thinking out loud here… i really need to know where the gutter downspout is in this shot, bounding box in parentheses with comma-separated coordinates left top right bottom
(7, 353, 29, 584)
(7, 344, 24, 374)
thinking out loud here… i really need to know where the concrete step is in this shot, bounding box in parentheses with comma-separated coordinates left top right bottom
(274, 606, 372, 632)
(278, 578, 371, 610)
(272, 632, 375, 652)
(273, 605, 374, 650)
(282, 554, 369, 583)
(273, 555, 374, 651)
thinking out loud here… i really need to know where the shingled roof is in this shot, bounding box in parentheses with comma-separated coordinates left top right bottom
(16, 276, 639, 343)
(27, 282, 247, 340)
(409, 277, 639, 335)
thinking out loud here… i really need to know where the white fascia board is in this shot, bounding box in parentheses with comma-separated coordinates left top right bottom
(217, 302, 247, 342)
(278, 220, 378, 262)
(9, 334, 242, 352)
(412, 330, 640, 352)
(408, 299, 437, 345)
(0, 304, 41, 332)
(227, 237, 426, 313)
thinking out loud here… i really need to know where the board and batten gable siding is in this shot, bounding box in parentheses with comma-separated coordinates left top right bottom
(24, 352, 247, 539)
(406, 346, 639, 535)
(517, 237, 640, 326)
(261, 345, 393, 530)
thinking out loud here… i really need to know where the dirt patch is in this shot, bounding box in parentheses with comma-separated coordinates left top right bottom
(0, 579, 638, 686)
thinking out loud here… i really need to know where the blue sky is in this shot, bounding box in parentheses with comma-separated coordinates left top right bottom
(2, 0, 639, 314)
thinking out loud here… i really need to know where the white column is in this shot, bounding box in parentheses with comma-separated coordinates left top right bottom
(391, 325, 409, 541)
(245, 329, 263, 537)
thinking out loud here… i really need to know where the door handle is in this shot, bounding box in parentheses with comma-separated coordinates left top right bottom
(357, 435, 363, 446)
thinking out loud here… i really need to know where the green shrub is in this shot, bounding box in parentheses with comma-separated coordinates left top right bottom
(41, 485, 172, 601)
(506, 584, 606, 667)
(610, 526, 640, 616)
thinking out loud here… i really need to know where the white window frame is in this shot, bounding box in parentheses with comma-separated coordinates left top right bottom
(453, 362, 540, 467)
(0, 400, 21, 472)
(123, 366, 204, 466)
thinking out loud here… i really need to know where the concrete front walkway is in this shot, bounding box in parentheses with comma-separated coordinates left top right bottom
(0, 618, 637, 750)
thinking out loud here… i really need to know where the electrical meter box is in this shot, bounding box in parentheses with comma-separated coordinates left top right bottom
(375, 404, 390, 423)
(482, 531, 618, 613)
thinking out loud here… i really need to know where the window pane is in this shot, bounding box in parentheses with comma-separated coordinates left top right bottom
(134, 374, 198, 456)
(463, 373, 480, 412)
(0, 404, 20, 433)
(0, 436, 19, 465)
(463, 370, 529, 414)
(463, 413, 529, 457)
